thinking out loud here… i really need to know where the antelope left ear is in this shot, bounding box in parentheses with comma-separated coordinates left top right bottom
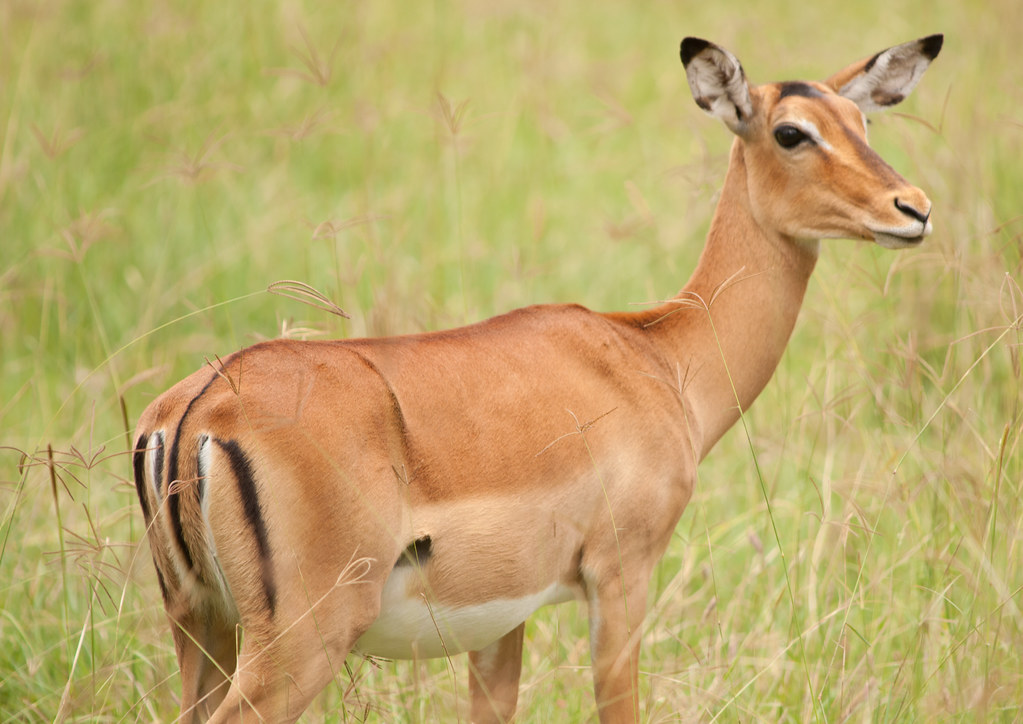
(825, 34, 943, 113)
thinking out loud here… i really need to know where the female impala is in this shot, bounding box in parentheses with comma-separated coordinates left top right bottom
(134, 34, 942, 723)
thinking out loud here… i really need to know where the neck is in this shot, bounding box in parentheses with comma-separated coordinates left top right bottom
(632, 140, 819, 459)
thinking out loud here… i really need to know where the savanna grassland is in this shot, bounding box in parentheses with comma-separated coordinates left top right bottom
(2, 0, 1022, 721)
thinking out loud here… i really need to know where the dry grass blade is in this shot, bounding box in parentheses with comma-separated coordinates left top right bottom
(267, 280, 351, 319)
(265, 24, 339, 87)
(436, 92, 471, 138)
(641, 266, 756, 328)
(36, 209, 119, 263)
(31, 123, 84, 159)
(265, 107, 337, 141)
(147, 132, 242, 187)
(308, 214, 386, 240)
(205, 354, 241, 395)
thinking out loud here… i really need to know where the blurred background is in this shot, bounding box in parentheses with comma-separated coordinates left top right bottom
(1, 0, 1021, 720)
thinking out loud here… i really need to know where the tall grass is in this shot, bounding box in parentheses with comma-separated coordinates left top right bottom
(2, 0, 1021, 721)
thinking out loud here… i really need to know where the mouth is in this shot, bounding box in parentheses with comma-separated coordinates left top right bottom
(871, 221, 932, 250)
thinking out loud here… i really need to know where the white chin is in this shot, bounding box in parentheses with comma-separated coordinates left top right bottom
(872, 221, 932, 249)
(873, 232, 927, 250)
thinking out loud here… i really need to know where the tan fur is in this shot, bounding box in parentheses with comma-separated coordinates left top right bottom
(134, 35, 941, 723)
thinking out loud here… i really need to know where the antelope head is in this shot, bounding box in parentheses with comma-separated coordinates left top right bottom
(681, 34, 942, 249)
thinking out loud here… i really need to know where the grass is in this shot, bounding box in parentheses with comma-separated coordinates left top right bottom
(2, 0, 1022, 720)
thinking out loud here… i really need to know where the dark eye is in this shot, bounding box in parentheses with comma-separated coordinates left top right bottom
(774, 124, 808, 149)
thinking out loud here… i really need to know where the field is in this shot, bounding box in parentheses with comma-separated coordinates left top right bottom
(2, 0, 1022, 721)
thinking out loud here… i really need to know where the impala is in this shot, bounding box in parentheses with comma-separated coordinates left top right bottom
(134, 34, 942, 723)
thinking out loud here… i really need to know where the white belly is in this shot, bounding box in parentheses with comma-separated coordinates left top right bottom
(354, 566, 576, 659)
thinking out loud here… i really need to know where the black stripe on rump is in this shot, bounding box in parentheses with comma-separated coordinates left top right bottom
(167, 372, 221, 575)
(152, 430, 165, 498)
(214, 438, 277, 617)
(133, 432, 172, 603)
(133, 433, 152, 524)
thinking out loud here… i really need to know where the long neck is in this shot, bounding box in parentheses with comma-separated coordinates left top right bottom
(638, 140, 818, 459)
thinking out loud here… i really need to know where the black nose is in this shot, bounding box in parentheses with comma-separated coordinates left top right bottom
(894, 198, 930, 224)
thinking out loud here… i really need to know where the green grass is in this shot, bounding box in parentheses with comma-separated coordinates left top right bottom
(2, 0, 1022, 720)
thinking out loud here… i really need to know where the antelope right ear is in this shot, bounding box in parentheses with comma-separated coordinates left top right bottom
(825, 34, 943, 113)
(681, 37, 754, 136)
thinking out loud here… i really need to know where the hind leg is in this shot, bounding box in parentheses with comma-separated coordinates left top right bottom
(205, 576, 385, 724)
(195, 622, 239, 718)
(172, 612, 238, 723)
(206, 647, 335, 724)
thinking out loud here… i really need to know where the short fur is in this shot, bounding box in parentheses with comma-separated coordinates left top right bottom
(135, 34, 941, 724)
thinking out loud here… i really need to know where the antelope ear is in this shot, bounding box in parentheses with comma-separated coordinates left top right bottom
(826, 34, 943, 112)
(680, 37, 754, 136)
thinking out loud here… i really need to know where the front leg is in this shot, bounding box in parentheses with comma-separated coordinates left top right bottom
(468, 623, 525, 723)
(587, 570, 650, 723)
